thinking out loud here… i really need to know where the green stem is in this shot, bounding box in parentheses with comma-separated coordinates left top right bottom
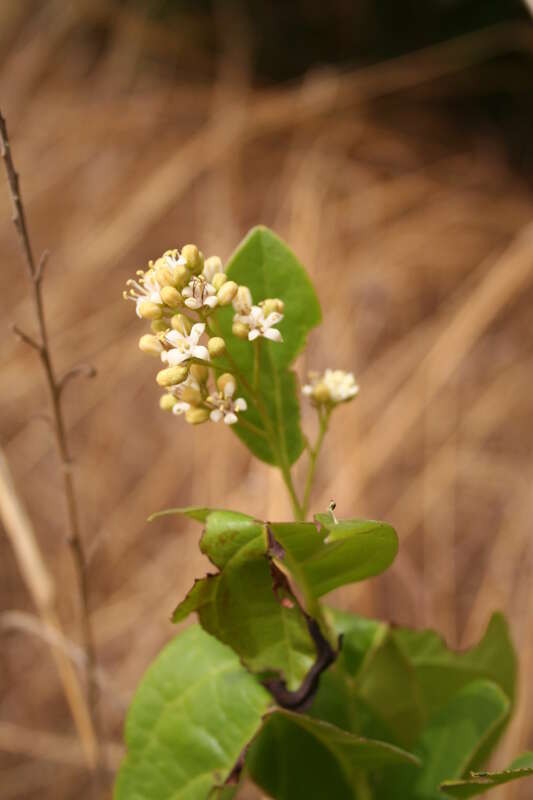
(209, 316, 304, 520)
(302, 406, 331, 520)
(253, 338, 261, 392)
(354, 771, 372, 800)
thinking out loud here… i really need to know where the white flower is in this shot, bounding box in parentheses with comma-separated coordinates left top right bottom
(207, 379, 247, 425)
(162, 323, 209, 365)
(303, 369, 359, 404)
(124, 270, 163, 316)
(171, 401, 190, 416)
(234, 305, 283, 343)
(163, 251, 187, 270)
(182, 275, 218, 310)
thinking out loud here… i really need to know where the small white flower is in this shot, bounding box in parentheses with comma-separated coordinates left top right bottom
(162, 323, 209, 365)
(124, 270, 163, 316)
(207, 379, 247, 425)
(234, 305, 283, 343)
(303, 369, 359, 405)
(163, 251, 187, 270)
(182, 275, 218, 310)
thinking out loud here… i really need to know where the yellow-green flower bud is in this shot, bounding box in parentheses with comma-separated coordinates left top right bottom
(171, 313, 192, 335)
(217, 280, 238, 306)
(160, 286, 182, 307)
(185, 406, 210, 425)
(181, 244, 204, 275)
(261, 298, 284, 316)
(312, 382, 331, 404)
(154, 262, 174, 286)
(173, 263, 189, 289)
(156, 365, 188, 387)
(204, 256, 224, 281)
(234, 285, 252, 315)
(217, 372, 235, 395)
(211, 272, 227, 291)
(159, 393, 177, 411)
(208, 337, 226, 358)
(138, 300, 162, 320)
(181, 385, 202, 405)
(190, 364, 208, 383)
(232, 320, 249, 339)
(138, 334, 163, 356)
(151, 319, 169, 333)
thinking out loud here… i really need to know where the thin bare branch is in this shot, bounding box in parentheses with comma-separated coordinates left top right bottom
(10, 322, 42, 351)
(0, 110, 105, 788)
(58, 363, 97, 396)
(35, 248, 50, 283)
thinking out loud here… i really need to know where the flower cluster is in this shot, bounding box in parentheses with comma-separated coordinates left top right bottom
(303, 369, 359, 407)
(124, 244, 284, 426)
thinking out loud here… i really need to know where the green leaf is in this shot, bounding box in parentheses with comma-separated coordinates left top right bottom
(270, 518, 398, 599)
(441, 753, 533, 797)
(223, 226, 321, 369)
(173, 557, 316, 692)
(247, 710, 419, 800)
(114, 625, 271, 800)
(214, 226, 321, 466)
(374, 681, 510, 800)
(393, 613, 516, 714)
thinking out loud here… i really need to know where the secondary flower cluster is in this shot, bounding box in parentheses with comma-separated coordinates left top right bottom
(303, 369, 359, 407)
(124, 244, 284, 425)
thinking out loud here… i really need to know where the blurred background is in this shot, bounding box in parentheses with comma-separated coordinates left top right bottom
(1, 0, 533, 797)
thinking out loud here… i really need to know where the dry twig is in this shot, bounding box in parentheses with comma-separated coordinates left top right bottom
(0, 111, 104, 786)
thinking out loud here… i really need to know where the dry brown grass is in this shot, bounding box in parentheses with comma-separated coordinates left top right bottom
(1, 4, 533, 798)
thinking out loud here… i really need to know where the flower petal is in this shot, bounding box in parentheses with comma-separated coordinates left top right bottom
(190, 323, 206, 342)
(248, 329, 260, 341)
(204, 295, 219, 308)
(224, 412, 238, 425)
(210, 409, 223, 423)
(234, 398, 247, 411)
(191, 345, 209, 361)
(263, 328, 283, 342)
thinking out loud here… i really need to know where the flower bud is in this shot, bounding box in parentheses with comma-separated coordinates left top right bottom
(156, 365, 188, 387)
(234, 285, 252, 315)
(173, 263, 189, 289)
(181, 244, 204, 275)
(181, 385, 202, 405)
(160, 286, 182, 307)
(185, 406, 210, 425)
(312, 382, 331, 404)
(232, 320, 249, 339)
(217, 280, 238, 306)
(203, 256, 224, 282)
(171, 313, 192, 335)
(261, 298, 284, 317)
(217, 372, 236, 396)
(151, 319, 169, 333)
(190, 364, 208, 383)
(211, 272, 227, 291)
(154, 263, 174, 286)
(138, 300, 162, 320)
(159, 393, 177, 411)
(208, 337, 226, 358)
(138, 334, 163, 356)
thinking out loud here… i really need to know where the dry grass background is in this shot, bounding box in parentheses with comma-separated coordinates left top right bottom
(1, 2, 533, 798)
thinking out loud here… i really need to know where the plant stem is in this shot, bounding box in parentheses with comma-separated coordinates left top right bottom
(302, 407, 331, 520)
(0, 112, 104, 789)
(253, 338, 261, 391)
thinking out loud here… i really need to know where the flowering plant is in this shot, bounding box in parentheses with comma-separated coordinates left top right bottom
(115, 228, 532, 800)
